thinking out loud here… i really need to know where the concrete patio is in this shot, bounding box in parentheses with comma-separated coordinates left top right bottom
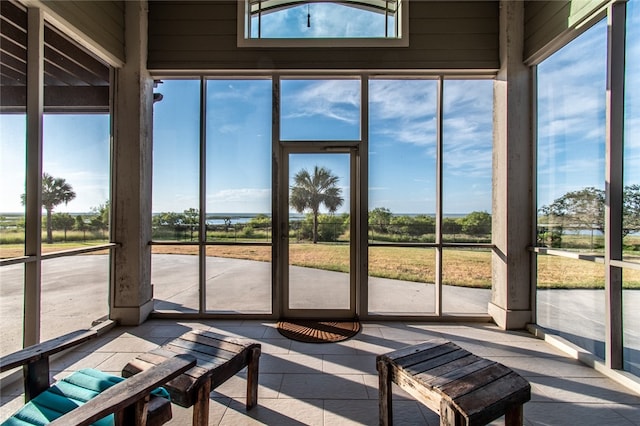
(1, 320, 640, 425)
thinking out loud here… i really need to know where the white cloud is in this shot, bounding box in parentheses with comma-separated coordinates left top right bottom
(283, 79, 360, 124)
(206, 188, 271, 213)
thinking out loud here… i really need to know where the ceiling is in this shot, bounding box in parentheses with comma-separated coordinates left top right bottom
(0, 0, 110, 113)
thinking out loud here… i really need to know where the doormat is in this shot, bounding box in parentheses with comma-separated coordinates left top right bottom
(276, 319, 361, 343)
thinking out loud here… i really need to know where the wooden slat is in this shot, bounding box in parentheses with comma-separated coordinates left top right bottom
(456, 373, 531, 425)
(426, 358, 495, 389)
(151, 345, 232, 377)
(0, 329, 97, 372)
(403, 347, 469, 375)
(180, 330, 248, 354)
(414, 354, 482, 387)
(391, 344, 460, 375)
(124, 352, 207, 381)
(49, 355, 196, 426)
(147, 346, 227, 375)
(164, 341, 237, 363)
(381, 339, 449, 363)
(438, 362, 511, 400)
(193, 329, 257, 351)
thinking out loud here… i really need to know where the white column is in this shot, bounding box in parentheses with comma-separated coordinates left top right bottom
(489, 1, 534, 329)
(110, 1, 155, 325)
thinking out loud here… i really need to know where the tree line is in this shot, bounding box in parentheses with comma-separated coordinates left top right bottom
(537, 185, 640, 247)
(17, 172, 640, 247)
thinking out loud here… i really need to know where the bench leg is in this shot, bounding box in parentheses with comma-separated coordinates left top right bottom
(24, 357, 50, 401)
(440, 400, 466, 426)
(505, 404, 524, 426)
(115, 394, 150, 426)
(246, 346, 261, 410)
(377, 360, 393, 426)
(192, 378, 211, 426)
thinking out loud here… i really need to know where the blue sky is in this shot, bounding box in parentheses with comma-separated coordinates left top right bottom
(1, 3, 638, 216)
(0, 114, 110, 214)
(151, 76, 493, 215)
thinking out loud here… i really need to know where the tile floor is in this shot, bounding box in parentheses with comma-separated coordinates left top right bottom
(1, 320, 639, 425)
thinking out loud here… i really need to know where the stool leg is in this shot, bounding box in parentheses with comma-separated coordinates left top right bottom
(505, 404, 523, 426)
(440, 400, 465, 426)
(192, 378, 211, 426)
(377, 360, 393, 426)
(246, 346, 261, 410)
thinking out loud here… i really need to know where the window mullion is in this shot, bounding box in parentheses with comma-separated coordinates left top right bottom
(24, 7, 44, 347)
(604, 1, 626, 370)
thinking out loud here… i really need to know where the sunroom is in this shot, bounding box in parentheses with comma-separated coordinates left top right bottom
(1, 0, 639, 424)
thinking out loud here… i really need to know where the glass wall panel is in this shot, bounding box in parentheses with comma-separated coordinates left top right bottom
(152, 79, 201, 241)
(0, 265, 24, 356)
(442, 248, 491, 314)
(624, 0, 640, 263)
(280, 79, 360, 141)
(0, 1, 27, 260)
(537, 255, 605, 359)
(152, 246, 199, 312)
(368, 247, 436, 314)
(205, 79, 272, 240)
(442, 80, 493, 243)
(368, 79, 437, 232)
(623, 0, 640, 378)
(368, 79, 437, 315)
(0, 116, 26, 259)
(40, 252, 109, 341)
(41, 114, 110, 249)
(206, 246, 272, 314)
(204, 79, 272, 313)
(41, 25, 111, 251)
(288, 153, 350, 311)
(536, 20, 607, 254)
(623, 270, 640, 376)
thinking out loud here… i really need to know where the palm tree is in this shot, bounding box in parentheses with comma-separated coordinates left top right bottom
(290, 166, 344, 243)
(21, 173, 76, 244)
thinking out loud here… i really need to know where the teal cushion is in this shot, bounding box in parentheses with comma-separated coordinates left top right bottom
(1, 369, 169, 426)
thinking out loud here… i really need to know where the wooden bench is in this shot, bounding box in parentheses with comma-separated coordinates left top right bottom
(0, 329, 196, 426)
(376, 339, 531, 426)
(122, 329, 261, 426)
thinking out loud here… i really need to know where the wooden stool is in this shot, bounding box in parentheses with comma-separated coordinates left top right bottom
(123, 329, 261, 426)
(377, 339, 530, 426)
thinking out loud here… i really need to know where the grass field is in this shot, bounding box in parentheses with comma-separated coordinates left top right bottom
(3, 241, 639, 289)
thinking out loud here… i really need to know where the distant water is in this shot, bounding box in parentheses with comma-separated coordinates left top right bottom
(201, 212, 470, 225)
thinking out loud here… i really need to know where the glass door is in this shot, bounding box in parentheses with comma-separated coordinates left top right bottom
(282, 149, 355, 318)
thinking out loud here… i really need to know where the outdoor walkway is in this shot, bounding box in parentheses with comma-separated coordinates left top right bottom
(2, 320, 639, 425)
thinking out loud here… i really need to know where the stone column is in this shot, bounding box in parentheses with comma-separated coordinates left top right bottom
(489, 0, 533, 329)
(110, 1, 154, 325)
